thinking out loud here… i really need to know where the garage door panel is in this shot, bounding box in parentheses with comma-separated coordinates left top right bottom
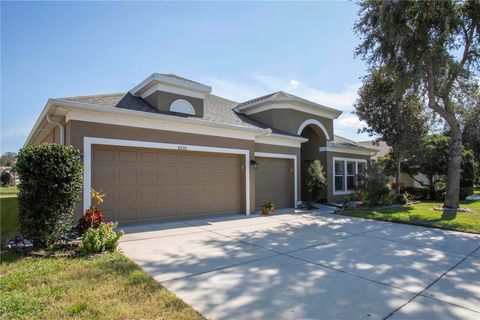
(197, 155, 211, 164)
(161, 153, 178, 164)
(117, 188, 137, 204)
(161, 169, 178, 183)
(118, 150, 137, 162)
(118, 208, 138, 223)
(255, 157, 294, 211)
(178, 186, 195, 200)
(93, 167, 115, 184)
(140, 151, 158, 163)
(179, 170, 196, 182)
(179, 154, 195, 164)
(102, 209, 115, 221)
(117, 169, 137, 183)
(139, 188, 158, 206)
(138, 208, 159, 220)
(139, 170, 156, 183)
(93, 149, 114, 162)
(161, 188, 177, 205)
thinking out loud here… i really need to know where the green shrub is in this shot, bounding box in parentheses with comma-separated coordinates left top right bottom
(403, 191, 415, 202)
(402, 187, 430, 200)
(16, 144, 83, 247)
(306, 160, 327, 201)
(360, 161, 392, 207)
(81, 222, 124, 253)
(0, 170, 12, 186)
(461, 149, 478, 188)
(395, 193, 408, 205)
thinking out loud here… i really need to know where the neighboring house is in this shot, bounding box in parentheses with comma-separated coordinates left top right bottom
(25, 73, 376, 223)
(0, 166, 18, 187)
(358, 140, 434, 189)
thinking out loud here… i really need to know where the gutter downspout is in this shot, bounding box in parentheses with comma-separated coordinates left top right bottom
(46, 114, 64, 145)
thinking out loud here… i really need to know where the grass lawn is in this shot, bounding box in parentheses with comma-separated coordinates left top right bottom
(0, 187, 18, 194)
(0, 194, 204, 320)
(1, 194, 19, 243)
(340, 199, 480, 234)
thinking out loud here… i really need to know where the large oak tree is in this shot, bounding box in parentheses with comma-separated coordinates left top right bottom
(355, 0, 480, 208)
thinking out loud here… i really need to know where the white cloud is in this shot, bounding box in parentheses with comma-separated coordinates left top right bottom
(203, 77, 266, 102)
(203, 73, 360, 112)
(336, 115, 366, 129)
(302, 84, 359, 111)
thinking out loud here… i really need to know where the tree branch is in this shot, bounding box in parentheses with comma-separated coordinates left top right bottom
(426, 61, 460, 130)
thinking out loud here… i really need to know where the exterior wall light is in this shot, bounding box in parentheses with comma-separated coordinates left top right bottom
(250, 159, 258, 170)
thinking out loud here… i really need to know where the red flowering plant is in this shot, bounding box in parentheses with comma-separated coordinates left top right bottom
(77, 189, 105, 235)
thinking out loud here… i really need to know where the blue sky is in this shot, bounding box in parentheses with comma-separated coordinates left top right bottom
(1, 1, 371, 153)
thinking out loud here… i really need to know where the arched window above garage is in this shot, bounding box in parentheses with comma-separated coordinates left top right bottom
(169, 99, 195, 115)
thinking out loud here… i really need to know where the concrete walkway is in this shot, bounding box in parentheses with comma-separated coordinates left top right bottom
(119, 207, 480, 320)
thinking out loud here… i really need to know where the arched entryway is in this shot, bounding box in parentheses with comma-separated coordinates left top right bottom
(298, 119, 329, 202)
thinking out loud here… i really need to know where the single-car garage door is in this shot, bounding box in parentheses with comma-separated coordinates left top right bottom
(255, 157, 294, 211)
(92, 145, 243, 224)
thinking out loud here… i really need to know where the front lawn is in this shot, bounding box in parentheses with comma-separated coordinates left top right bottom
(0, 194, 204, 320)
(0, 187, 18, 195)
(0, 194, 19, 242)
(339, 199, 480, 234)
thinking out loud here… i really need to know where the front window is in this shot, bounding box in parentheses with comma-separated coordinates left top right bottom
(346, 161, 356, 191)
(333, 158, 367, 194)
(334, 160, 344, 191)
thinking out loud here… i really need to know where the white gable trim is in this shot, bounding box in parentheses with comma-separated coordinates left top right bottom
(297, 119, 331, 140)
(83, 137, 251, 215)
(130, 73, 211, 96)
(320, 145, 375, 156)
(241, 103, 341, 120)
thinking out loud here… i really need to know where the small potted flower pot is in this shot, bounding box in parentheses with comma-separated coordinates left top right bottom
(261, 202, 275, 215)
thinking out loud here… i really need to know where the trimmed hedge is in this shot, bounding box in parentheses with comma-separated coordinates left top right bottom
(16, 144, 83, 247)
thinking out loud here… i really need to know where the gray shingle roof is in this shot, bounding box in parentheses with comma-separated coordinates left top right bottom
(333, 135, 363, 147)
(236, 91, 282, 108)
(358, 140, 391, 159)
(61, 92, 273, 131)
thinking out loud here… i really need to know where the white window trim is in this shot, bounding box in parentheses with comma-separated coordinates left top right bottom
(254, 152, 298, 206)
(169, 99, 195, 115)
(333, 157, 367, 195)
(83, 137, 250, 215)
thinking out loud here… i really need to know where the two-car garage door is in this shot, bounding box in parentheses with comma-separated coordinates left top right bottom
(92, 145, 243, 224)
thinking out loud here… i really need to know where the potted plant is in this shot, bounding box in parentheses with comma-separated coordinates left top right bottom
(261, 202, 275, 215)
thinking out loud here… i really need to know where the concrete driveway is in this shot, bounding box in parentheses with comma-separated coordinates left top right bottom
(119, 207, 480, 320)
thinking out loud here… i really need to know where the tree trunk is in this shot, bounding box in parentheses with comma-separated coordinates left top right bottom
(428, 176, 435, 200)
(444, 127, 463, 209)
(396, 160, 401, 195)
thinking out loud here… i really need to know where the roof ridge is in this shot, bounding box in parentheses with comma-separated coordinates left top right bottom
(60, 92, 127, 100)
(237, 91, 282, 107)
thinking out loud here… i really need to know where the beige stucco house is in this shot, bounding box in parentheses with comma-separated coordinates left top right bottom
(25, 73, 376, 224)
